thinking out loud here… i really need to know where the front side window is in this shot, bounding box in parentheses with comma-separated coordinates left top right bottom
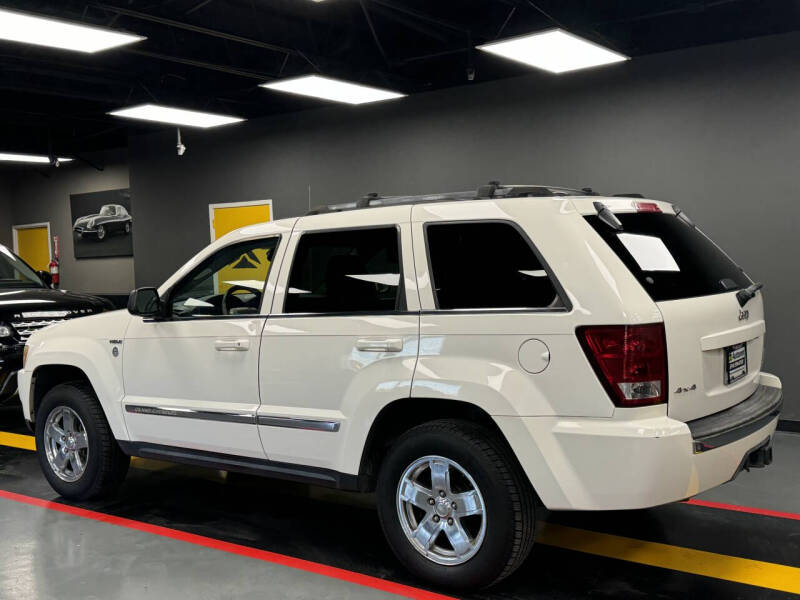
(99, 205, 115, 216)
(426, 221, 562, 310)
(285, 227, 403, 314)
(170, 237, 279, 317)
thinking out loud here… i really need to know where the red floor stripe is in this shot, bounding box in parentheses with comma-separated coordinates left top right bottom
(685, 498, 800, 522)
(0, 489, 457, 600)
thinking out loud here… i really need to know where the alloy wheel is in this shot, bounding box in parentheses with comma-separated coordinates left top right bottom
(396, 455, 487, 566)
(43, 406, 89, 483)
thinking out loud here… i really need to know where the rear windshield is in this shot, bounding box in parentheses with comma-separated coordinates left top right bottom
(585, 212, 750, 302)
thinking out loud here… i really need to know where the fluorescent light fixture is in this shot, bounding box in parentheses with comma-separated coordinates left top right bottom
(0, 7, 145, 53)
(108, 104, 245, 128)
(261, 75, 405, 105)
(0, 153, 73, 164)
(478, 28, 628, 74)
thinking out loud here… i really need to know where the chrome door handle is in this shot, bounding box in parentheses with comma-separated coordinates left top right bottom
(355, 337, 404, 352)
(215, 339, 250, 351)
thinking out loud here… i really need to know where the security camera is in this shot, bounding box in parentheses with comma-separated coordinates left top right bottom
(176, 128, 186, 156)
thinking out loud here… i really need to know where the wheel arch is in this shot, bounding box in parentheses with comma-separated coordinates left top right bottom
(27, 354, 129, 441)
(356, 397, 537, 499)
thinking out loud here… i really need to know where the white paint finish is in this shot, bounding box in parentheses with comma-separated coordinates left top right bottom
(19, 309, 133, 440)
(518, 338, 550, 374)
(258, 207, 419, 471)
(496, 376, 780, 510)
(17, 194, 783, 513)
(122, 316, 266, 458)
(659, 292, 765, 422)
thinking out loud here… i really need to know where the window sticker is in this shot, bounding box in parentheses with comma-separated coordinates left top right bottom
(617, 233, 680, 272)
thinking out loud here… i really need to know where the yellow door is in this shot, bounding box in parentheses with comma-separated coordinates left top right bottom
(210, 203, 272, 295)
(15, 225, 50, 272)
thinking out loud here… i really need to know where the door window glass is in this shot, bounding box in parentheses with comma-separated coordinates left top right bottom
(285, 227, 403, 314)
(426, 222, 562, 310)
(170, 237, 279, 317)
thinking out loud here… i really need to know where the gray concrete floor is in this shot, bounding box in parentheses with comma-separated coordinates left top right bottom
(697, 431, 800, 513)
(0, 420, 796, 600)
(0, 496, 403, 600)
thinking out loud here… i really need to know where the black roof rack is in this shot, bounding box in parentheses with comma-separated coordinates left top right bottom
(305, 182, 594, 215)
(613, 193, 645, 198)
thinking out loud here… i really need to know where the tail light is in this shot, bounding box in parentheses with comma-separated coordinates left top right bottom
(577, 324, 667, 407)
(635, 201, 661, 213)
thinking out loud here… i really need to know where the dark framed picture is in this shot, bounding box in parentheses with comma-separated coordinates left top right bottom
(70, 188, 133, 259)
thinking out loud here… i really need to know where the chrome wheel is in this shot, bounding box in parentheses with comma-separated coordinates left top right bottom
(396, 455, 486, 566)
(43, 407, 89, 483)
(96, 225, 106, 240)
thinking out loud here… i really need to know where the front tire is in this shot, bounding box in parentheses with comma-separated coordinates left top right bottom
(35, 382, 129, 500)
(376, 419, 535, 590)
(96, 225, 106, 240)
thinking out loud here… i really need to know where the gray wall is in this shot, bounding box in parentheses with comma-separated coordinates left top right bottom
(1, 151, 134, 294)
(129, 31, 800, 418)
(0, 178, 12, 248)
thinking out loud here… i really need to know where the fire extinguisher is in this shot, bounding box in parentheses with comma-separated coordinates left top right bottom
(49, 235, 60, 289)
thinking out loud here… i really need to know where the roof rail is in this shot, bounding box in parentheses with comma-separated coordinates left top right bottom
(305, 181, 594, 215)
(613, 193, 645, 198)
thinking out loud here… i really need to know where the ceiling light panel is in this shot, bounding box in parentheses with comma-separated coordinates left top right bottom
(478, 29, 628, 74)
(0, 8, 145, 53)
(108, 104, 245, 128)
(0, 153, 72, 164)
(261, 75, 405, 105)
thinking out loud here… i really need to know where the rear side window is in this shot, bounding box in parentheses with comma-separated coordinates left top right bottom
(285, 227, 403, 314)
(585, 213, 750, 302)
(426, 221, 562, 310)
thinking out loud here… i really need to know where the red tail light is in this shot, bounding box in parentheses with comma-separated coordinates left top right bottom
(577, 324, 667, 407)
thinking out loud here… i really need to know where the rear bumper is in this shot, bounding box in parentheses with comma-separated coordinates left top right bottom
(687, 383, 782, 453)
(495, 373, 781, 511)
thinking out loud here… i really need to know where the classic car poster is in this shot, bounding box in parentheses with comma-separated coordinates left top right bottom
(70, 188, 133, 259)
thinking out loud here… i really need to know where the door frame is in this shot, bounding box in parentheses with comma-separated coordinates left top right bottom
(208, 200, 273, 242)
(12, 221, 52, 263)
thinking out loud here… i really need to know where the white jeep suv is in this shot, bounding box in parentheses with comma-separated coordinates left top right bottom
(19, 183, 782, 590)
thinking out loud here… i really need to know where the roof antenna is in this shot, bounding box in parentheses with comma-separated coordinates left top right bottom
(477, 180, 501, 198)
(176, 128, 186, 156)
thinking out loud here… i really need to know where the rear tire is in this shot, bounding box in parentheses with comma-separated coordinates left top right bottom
(35, 382, 129, 500)
(376, 419, 535, 590)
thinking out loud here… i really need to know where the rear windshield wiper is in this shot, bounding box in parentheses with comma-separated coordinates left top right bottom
(736, 282, 763, 307)
(593, 202, 623, 231)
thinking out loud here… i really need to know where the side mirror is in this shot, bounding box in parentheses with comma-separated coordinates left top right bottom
(37, 270, 53, 288)
(127, 287, 164, 318)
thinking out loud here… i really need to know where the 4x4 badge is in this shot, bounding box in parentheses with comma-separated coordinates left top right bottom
(674, 384, 697, 394)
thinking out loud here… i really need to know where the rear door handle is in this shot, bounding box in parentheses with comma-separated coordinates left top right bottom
(355, 337, 404, 353)
(215, 339, 250, 351)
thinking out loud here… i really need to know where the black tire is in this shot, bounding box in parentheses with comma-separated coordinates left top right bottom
(35, 382, 130, 500)
(376, 419, 535, 590)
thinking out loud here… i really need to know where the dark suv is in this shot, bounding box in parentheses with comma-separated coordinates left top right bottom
(0, 245, 112, 405)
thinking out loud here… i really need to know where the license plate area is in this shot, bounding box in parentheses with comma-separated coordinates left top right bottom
(724, 342, 748, 385)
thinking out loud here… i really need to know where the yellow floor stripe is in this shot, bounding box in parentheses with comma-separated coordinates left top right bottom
(537, 522, 800, 595)
(0, 431, 36, 451)
(1, 430, 799, 593)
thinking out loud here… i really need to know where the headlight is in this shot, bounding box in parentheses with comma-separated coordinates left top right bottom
(0, 323, 14, 338)
(88, 219, 96, 227)
(23, 344, 29, 368)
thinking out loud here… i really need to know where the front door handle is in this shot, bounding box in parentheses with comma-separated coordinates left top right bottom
(215, 339, 250, 351)
(355, 337, 404, 353)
